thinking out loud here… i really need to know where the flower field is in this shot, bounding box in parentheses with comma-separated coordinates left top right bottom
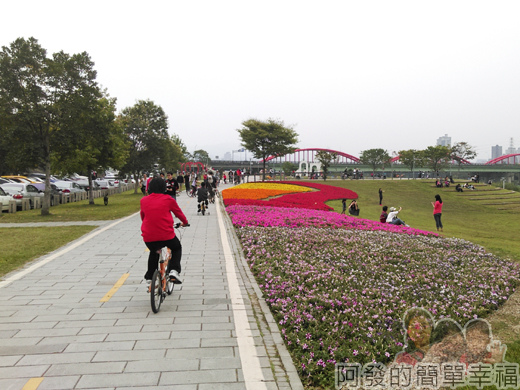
(222, 181, 357, 211)
(223, 182, 520, 388)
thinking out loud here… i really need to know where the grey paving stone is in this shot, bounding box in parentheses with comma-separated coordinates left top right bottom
(76, 372, 160, 388)
(17, 351, 95, 365)
(45, 361, 126, 376)
(124, 358, 199, 373)
(0, 355, 22, 367)
(92, 349, 166, 362)
(165, 347, 235, 359)
(134, 338, 200, 350)
(105, 331, 171, 342)
(64, 341, 135, 352)
(159, 369, 238, 385)
(33, 375, 80, 390)
(0, 364, 49, 378)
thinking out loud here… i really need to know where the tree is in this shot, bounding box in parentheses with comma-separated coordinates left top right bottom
(397, 149, 424, 179)
(118, 100, 172, 192)
(359, 148, 391, 174)
(451, 142, 477, 170)
(237, 118, 298, 181)
(422, 145, 452, 174)
(0, 37, 101, 215)
(281, 161, 297, 176)
(192, 149, 211, 169)
(51, 96, 129, 204)
(315, 150, 337, 181)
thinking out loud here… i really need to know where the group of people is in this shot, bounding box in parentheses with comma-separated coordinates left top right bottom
(138, 168, 228, 289)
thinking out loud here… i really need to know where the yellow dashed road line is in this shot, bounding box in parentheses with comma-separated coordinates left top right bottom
(22, 378, 44, 390)
(100, 273, 130, 302)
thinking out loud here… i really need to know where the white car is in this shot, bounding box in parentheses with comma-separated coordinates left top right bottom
(0, 187, 13, 211)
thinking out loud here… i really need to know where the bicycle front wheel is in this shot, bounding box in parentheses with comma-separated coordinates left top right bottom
(150, 270, 162, 313)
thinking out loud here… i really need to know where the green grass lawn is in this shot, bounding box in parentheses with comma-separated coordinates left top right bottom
(0, 226, 96, 278)
(0, 189, 142, 223)
(0, 189, 142, 278)
(324, 178, 520, 261)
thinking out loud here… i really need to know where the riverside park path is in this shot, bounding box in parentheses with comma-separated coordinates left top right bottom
(0, 184, 304, 390)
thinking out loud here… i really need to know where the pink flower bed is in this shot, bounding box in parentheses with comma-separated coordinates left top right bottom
(223, 181, 357, 211)
(227, 205, 438, 237)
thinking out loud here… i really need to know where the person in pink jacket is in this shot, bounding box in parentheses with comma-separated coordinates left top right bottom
(431, 194, 443, 232)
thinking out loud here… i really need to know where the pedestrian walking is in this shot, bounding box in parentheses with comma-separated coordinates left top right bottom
(378, 188, 384, 205)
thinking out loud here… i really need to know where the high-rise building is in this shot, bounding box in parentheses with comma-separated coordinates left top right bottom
(506, 138, 516, 155)
(436, 134, 451, 147)
(491, 145, 502, 159)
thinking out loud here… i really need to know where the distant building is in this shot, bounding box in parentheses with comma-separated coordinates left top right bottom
(436, 134, 451, 147)
(223, 152, 231, 160)
(506, 138, 516, 155)
(491, 145, 503, 159)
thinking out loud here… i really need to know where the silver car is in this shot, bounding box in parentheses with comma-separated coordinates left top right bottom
(54, 180, 86, 194)
(0, 183, 44, 209)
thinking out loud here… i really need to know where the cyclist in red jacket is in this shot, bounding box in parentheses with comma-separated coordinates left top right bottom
(140, 178, 189, 286)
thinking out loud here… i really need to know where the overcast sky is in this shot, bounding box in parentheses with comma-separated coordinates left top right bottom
(2, 1, 520, 161)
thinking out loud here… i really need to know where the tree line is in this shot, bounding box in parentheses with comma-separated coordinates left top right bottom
(0, 37, 206, 214)
(360, 143, 477, 176)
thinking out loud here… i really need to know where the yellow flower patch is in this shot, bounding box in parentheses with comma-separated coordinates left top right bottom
(222, 183, 312, 200)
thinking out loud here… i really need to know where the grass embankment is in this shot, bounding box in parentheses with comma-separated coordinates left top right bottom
(0, 190, 142, 278)
(325, 179, 520, 261)
(0, 189, 142, 223)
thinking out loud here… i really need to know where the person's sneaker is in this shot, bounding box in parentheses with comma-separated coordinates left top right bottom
(146, 279, 151, 292)
(169, 270, 183, 284)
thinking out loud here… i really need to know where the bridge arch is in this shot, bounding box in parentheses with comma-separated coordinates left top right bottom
(180, 162, 206, 173)
(485, 154, 520, 165)
(264, 148, 360, 164)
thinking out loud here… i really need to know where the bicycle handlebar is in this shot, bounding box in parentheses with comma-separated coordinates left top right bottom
(174, 223, 190, 228)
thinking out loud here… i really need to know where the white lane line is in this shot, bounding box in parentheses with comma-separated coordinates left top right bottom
(0, 213, 139, 289)
(216, 200, 267, 390)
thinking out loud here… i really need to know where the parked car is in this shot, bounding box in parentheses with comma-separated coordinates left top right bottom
(94, 179, 115, 190)
(31, 183, 61, 206)
(76, 179, 100, 191)
(53, 180, 86, 194)
(1, 175, 37, 183)
(0, 178, 15, 185)
(0, 183, 43, 209)
(0, 187, 12, 211)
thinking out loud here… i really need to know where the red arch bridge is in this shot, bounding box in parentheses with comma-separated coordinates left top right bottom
(264, 148, 360, 164)
(263, 148, 515, 165)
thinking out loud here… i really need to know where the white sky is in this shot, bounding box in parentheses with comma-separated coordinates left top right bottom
(2, 0, 520, 161)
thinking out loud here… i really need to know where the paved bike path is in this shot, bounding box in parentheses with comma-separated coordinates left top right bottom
(0, 186, 303, 390)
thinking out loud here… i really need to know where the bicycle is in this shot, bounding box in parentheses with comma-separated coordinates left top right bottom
(150, 222, 189, 313)
(198, 200, 209, 216)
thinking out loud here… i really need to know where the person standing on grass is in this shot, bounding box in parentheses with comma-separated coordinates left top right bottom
(341, 199, 347, 214)
(432, 194, 443, 232)
(379, 188, 384, 205)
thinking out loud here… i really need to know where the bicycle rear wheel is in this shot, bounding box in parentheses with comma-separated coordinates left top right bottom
(150, 270, 162, 313)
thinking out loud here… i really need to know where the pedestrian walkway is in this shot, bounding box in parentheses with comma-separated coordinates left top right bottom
(0, 185, 303, 390)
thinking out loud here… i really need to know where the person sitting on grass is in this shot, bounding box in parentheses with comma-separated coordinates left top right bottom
(386, 206, 408, 226)
(380, 206, 388, 223)
(348, 199, 360, 216)
(341, 199, 347, 215)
